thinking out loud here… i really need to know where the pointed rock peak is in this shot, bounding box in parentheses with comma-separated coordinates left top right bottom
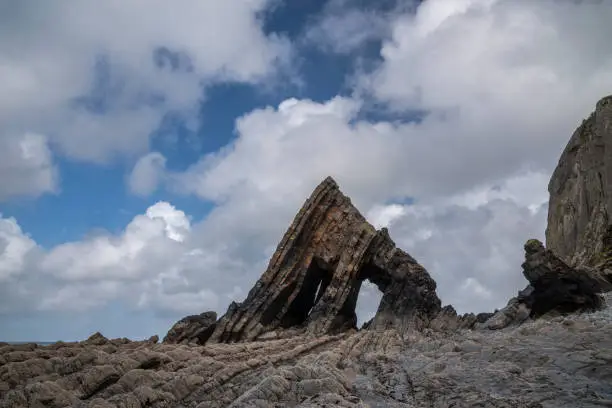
(596, 94, 612, 110)
(319, 176, 338, 189)
(84, 332, 109, 345)
(198, 177, 442, 343)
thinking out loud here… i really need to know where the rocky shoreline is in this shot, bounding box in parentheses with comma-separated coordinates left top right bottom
(1, 295, 611, 407)
(2, 96, 612, 407)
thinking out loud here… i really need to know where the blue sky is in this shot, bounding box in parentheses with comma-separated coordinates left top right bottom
(1, 0, 611, 342)
(1, 1, 350, 247)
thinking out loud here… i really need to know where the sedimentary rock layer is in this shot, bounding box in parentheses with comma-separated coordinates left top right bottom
(208, 177, 441, 343)
(162, 312, 217, 345)
(2, 302, 612, 407)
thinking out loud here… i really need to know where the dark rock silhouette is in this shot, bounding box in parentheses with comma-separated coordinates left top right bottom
(522, 239, 610, 315)
(163, 311, 217, 345)
(482, 239, 611, 330)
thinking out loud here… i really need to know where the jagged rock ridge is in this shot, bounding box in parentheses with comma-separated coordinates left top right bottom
(480, 239, 611, 330)
(208, 177, 442, 343)
(546, 95, 612, 267)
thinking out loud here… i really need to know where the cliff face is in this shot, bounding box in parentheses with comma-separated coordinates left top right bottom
(546, 95, 612, 267)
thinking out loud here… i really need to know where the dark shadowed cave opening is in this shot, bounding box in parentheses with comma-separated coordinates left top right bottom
(261, 256, 387, 330)
(281, 257, 333, 328)
(260, 257, 333, 327)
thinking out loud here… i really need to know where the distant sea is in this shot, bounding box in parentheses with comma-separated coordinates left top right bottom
(4, 341, 56, 346)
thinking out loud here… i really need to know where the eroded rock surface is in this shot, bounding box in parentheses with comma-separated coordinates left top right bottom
(208, 177, 441, 343)
(522, 239, 610, 315)
(7, 93, 612, 407)
(482, 239, 611, 330)
(163, 312, 217, 345)
(2, 296, 612, 407)
(546, 95, 612, 267)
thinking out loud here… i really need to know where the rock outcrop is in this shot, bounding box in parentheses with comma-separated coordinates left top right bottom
(206, 177, 441, 343)
(2, 297, 612, 407)
(428, 305, 479, 332)
(522, 239, 611, 315)
(546, 95, 612, 267)
(8, 95, 612, 407)
(482, 239, 610, 330)
(162, 311, 217, 345)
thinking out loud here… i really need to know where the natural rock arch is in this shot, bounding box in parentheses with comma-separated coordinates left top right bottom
(207, 177, 442, 343)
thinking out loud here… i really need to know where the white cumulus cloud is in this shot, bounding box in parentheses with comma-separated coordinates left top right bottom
(40, 202, 190, 282)
(0, 216, 37, 282)
(128, 152, 168, 197)
(0, 0, 291, 200)
(0, 133, 58, 200)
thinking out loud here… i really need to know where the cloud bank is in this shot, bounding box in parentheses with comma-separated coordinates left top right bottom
(2, 0, 612, 339)
(0, 0, 290, 199)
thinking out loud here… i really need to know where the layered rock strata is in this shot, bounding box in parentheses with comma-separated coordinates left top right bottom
(162, 312, 217, 345)
(206, 177, 442, 343)
(2, 303, 612, 407)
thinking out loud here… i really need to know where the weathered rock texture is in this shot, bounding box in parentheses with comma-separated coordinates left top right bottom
(522, 239, 611, 314)
(162, 312, 217, 345)
(4, 166, 612, 407)
(8, 95, 612, 406)
(481, 239, 611, 330)
(2, 297, 612, 407)
(207, 177, 441, 343)
(546, 95, 612, 267)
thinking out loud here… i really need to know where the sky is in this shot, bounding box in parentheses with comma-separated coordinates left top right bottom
(1, 0, 612, 342)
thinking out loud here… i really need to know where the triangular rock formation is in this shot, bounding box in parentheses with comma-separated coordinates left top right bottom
(206, 177, 442, 343)
(164, 96, 612, 345)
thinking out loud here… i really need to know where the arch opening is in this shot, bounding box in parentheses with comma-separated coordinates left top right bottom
(355, 261, 387, 328)
(355, 279, 384, 327)
(280, 257, 332, 328)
